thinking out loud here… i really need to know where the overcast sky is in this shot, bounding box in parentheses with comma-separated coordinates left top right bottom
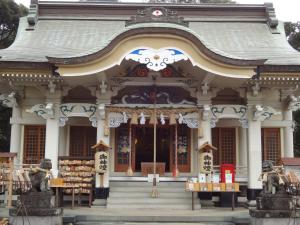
(14, 0, 300, 22)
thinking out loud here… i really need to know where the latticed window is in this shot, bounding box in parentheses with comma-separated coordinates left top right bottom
(262, 128, 281, 164)
(69, 126, 96, 157)
(212, 128, 236, 165)
(23, 125, 46, 164)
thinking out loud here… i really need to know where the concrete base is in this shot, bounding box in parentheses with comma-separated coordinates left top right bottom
(251, 218, 300, 225)
(9, 216, 62, 225)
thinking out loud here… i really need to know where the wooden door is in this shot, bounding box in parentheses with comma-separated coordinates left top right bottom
(69, 126, 96, 157)
(212, 127, 236, 165)
(23, 125, 46, 164)
(262, 128, 281, 164)
(170, 124, 191, 172)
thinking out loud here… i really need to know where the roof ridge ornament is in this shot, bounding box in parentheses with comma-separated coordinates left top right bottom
(27, 0, 39, 31)
(264, 2, 279, 33)
(126, 7, 188, 27)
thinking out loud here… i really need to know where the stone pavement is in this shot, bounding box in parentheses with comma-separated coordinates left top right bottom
(0, 207, 251, 225)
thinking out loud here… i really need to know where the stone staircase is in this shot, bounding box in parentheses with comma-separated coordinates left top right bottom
(107, 181, 201, 209)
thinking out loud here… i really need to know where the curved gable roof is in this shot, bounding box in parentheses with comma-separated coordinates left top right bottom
(0, 2, 300, 68)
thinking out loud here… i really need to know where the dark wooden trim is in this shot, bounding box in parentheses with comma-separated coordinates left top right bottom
(47, 27, 266, 67)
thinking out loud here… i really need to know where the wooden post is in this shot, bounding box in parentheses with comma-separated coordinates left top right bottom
(127, 124, 133, 176)
(7, 157, 13, 208)
(173, 123, 179, 177)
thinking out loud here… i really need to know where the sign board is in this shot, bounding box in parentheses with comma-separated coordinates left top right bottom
(95, 151, 109, 173)
(199, 152, 213, 174)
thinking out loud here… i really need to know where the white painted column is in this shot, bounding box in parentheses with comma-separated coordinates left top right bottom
(10, 105, 22, 162)
(197, 120, 212, 173)
(247, 119, 262, 201)
(96, 118, 110, 188)
(239, 127, 248, 167)
(283, 109, 294, 157)
(45, 118, 60, 177)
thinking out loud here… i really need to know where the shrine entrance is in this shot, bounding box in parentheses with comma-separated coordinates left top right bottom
(114, 123, 191, 174)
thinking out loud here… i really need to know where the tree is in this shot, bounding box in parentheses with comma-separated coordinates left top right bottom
(0, 0, 28, 49)
(284, 22, 300, 156)
(285, 22, 300, 51)
(0, 0, 27, 152)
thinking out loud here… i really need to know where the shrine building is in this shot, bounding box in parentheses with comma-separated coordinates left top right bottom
(1, 0, 300, 207)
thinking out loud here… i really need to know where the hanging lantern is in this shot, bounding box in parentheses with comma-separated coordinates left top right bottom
(178, 113, 184, 124)
(140, 112, 146, 125)
(169, 113, 177, 125)
(149, 112, 157, 125)
(131, 112, 138, 125)
(160, 113, 165, 125)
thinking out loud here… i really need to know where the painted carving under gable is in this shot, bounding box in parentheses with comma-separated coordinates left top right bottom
(125, 48, 188, 72)
(253, 105, 281, 121)
(59, 103, 97, 127)
(27, 103, 54, 119)
(288, 95, 300, 111)
(0, 93, 17, 108)
(210, 105, 248, 128)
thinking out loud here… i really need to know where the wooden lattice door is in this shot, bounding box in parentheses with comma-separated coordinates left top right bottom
(23, 125, 46, 164)
(69, 126, 96, 157)
(212, 127, 236, 165)
(262, 128, 281, 164)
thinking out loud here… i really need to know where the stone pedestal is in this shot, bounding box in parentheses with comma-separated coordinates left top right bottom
(9, 192, 63, 225)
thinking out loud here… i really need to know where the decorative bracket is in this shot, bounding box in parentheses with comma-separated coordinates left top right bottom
(27, 103, 54, 119)
(288, 95, 300, 111)
(178, 112, 199, 128)
(0, 92, 17, 108)
(59, 103, 97, 127)
(210, 105, 248, 128)
(253, 105, 281, 121)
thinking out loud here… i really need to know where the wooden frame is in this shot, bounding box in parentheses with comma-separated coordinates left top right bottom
(69, 126, 96, 157)
(212, 128, 236, 165)
(262, 128, 281, 164)
(23, 125, 46, 164)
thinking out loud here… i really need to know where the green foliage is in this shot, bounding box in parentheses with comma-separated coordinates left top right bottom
(293, 110, 300, 157)
(0, 1, 27, 152)
(284, 22, 300, 51)
(0, 105, 11, 152)
(0, 0, 28, 49)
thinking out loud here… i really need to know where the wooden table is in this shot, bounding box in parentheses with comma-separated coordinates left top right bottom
(50, 185, 78, 209)
(189, 190, 238, 211)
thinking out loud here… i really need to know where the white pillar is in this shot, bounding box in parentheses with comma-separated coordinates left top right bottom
(247, 119, 262, 201)
(96, 118, 110, 188)
(283, 109, 294, 157)
(45, 118, 60, 177)
(197, 120, 212, 173)
(239, 127, 248, 167)
(10, 106, 22, 163)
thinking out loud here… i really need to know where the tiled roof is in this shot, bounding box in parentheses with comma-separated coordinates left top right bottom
(1, 3, 300, 66)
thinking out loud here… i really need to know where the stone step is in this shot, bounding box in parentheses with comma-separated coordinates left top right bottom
(106, 203, 200, 210)
(76, 222, 234, 225)
(109, 191, 192, 198)
(110, 186, 186, 192)
(110, 181, 186, 188)
(107, 197, 196, 204)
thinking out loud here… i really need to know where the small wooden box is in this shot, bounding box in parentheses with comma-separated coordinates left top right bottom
(220, 183, 226, 191)
(212, 183, 221, 191)
(234, 183, 239, 192)
(225, 183, 239, 192)
(207, 183, 213, 192)
(50, 178, 64, 187)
